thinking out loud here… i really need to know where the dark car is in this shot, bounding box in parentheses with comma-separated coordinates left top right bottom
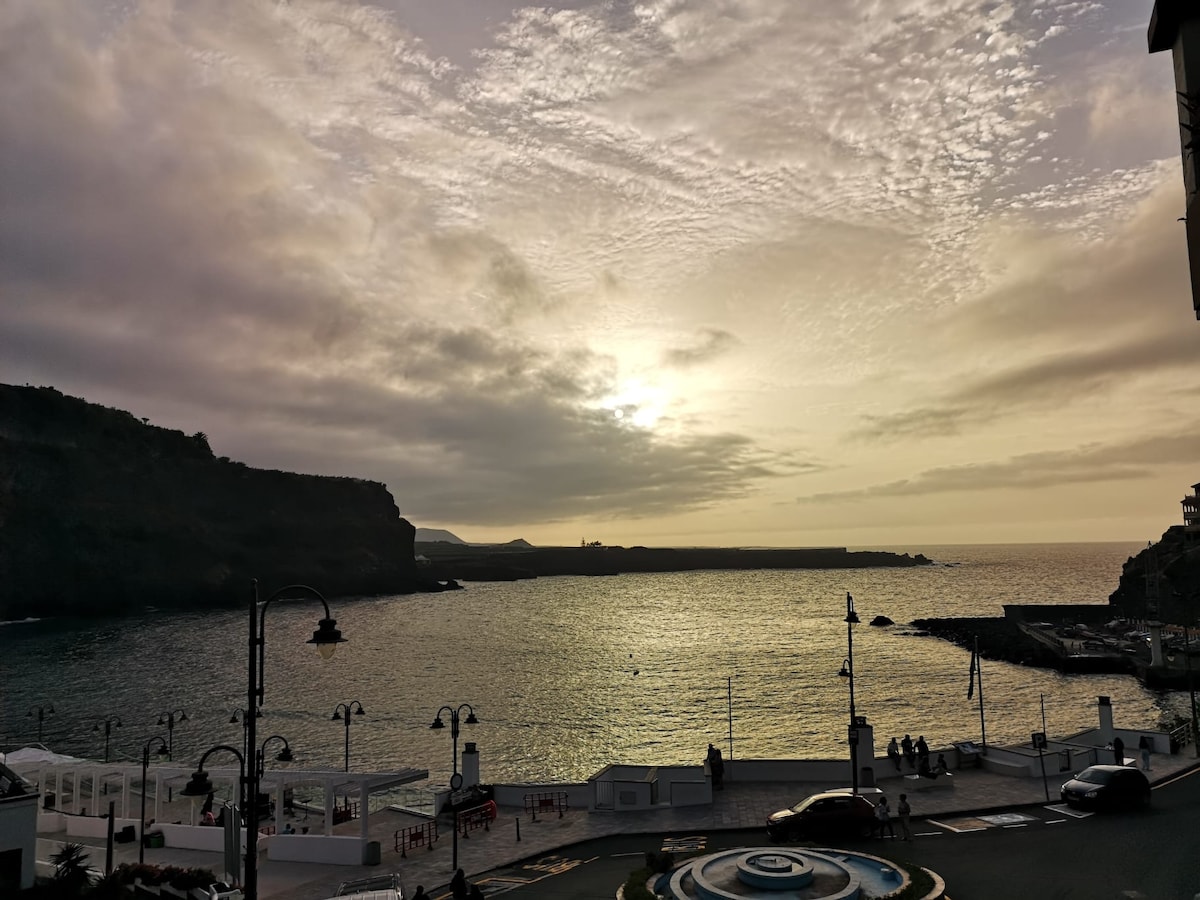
(1060, 765, 1150, 811)
(766, 790, 877, 841)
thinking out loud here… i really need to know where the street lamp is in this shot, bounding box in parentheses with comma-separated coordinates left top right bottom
(230, 707, 261, 762)
(139, 736, 169, 865)
(255, 735, 294, 828)
(179, 744, 247, 853)
(156, 708, 189, 761)
(837, 592, 861, 795)
(430, 703, 478, 872)
(331, 702, 365, 772)
(244, 581, 345, 900)
(26, 704, 54, 744)
(92, 715, 122, 763)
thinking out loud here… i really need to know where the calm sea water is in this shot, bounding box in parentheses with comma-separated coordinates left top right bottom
(4, 542, 1184, 789)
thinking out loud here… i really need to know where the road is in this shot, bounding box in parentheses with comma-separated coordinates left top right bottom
(461, 769, 1200, 900)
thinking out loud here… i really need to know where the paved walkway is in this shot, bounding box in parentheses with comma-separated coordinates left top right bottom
(39, 748, 1200, 899)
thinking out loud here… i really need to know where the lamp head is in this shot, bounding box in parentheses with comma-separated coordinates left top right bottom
(230, 713, 240, 724)
(331, 710, 343, 721)
(464, 710, 479, 725)
(275, 746, 294, 763)
(179, 711, 189, 722)
(308, 619, 346, 659)
(354, 704, 365, 716)
(180, 769, 214, 797)
(430, 717, 446, 730)
(838, 661, 851, 679)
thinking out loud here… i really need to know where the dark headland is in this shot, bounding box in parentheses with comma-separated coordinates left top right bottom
(0, 383, 929, 620)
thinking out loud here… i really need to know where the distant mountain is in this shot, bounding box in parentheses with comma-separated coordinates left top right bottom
(414, 530, 535, 549)
(415, 528, 468, 544)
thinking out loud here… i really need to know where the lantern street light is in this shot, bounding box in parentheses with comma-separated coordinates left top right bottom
(26, 704, 55, 744)
(156, 709, 189, 761)
(93, 715, 123, 763)
(837, 592, 861, 796)
(179, 744, 247, 862)
(430, 703, 478, 872)
(331, 702, 366, 772)
(243, 581, 345, 900)
(139, 736, 169, 865)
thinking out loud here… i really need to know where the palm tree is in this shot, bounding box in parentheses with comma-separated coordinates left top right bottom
(49, 842, 91, 895)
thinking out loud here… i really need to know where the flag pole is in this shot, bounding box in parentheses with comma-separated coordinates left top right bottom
(976, 635, 988, 752)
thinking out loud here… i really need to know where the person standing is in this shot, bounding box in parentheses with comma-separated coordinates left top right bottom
(901, 735, 915, 769)
(1112, 735, 1125, 765)
(450, 868, 469, 900)
(1138, 735, 1152, 771)
(411, 888, 428, 900)
(896, 793, 913, 842)
(707, 743, 725, 789)
(874, 795, 895, 839)
(886, 737, 901, 771)
(915, 735, 930, 770)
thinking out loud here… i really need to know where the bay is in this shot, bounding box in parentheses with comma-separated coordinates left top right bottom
(3, 541, 1183, 788)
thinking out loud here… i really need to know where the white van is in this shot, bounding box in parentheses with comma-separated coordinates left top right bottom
(328, 873, 404, 900)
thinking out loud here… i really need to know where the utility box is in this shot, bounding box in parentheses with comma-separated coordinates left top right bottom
(363, 841, 381, 866)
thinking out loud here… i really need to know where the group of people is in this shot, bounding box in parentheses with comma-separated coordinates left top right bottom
(447, 867, 485, 900)
(886, 734, 947, 778)
(872, 792, 913, 842)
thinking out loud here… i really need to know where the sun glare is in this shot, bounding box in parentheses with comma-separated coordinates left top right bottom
(603, 379, 668, 430)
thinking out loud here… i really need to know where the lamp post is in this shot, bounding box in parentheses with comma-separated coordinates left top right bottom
(229, 708, 261, 763)
(430, 703, 478, 872)
(156, 708, 189, 761)
(331, 702, 365, 772)
(179, 743, 247, 868)
(139, 736, 169, 865)
(255, 735, 294, 828)
(837, 592, 861, 796)
(26, 704, 54, 744)
(93, 715, 122, 763)
(244, 581, 345, 900)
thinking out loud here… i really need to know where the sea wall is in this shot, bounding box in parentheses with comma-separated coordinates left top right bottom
(0, 385, 420, 619)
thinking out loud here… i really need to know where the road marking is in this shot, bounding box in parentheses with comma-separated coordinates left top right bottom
(1001, 824, 1029, 828)
(1043, 803, 1092, 819)
(926, 818, 988, 833)
(1044, 818, 1067, 824)
(978, 812, 1037, 826)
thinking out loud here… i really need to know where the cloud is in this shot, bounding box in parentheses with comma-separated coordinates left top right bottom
(662, 328, 740, 368)
(798, 429, 1200, 504)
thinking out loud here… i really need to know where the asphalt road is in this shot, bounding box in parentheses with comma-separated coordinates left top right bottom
(460, 768, 1200, 900)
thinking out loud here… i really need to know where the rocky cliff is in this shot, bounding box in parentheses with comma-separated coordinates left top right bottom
(1108, 525, 1200, 623)
(0, 385, 419, 619)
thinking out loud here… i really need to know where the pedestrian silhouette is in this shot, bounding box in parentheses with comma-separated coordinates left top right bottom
(886, 737, 901, 771)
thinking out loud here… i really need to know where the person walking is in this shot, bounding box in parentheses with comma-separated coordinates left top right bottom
(1138, 735, 1152, 771)
(874, 795, 895, 839)
(896, 793, 913, 842)
(886, 737, 901, 771)
(901, 735, 915, 769)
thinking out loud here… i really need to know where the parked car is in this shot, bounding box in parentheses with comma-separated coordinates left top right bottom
(333, 873, 404, 899)
(766, 790, 877, 841)
(1060, 765, 1150, 811)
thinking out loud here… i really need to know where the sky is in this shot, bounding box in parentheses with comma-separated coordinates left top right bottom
(3, 0, 1198, 549)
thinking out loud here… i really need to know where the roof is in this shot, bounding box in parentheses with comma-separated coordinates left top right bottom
(1149, 0, 1196, 53)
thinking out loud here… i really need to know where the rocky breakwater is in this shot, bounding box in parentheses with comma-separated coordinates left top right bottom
(0, 385, 422, 619)
(418, 544, 933, 582)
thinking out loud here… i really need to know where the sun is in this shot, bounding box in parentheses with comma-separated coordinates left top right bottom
(602, 378, 668, 429)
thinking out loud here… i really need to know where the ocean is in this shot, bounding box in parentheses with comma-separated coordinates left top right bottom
(3, 541, 1183, 790)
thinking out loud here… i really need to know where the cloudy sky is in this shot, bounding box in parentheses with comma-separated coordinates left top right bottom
(3, 0, 1197, 548)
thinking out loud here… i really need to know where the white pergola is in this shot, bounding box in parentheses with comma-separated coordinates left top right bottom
(3, 750, 427, 845)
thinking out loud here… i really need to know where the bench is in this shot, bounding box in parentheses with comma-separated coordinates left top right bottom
(457, 801, 496, 838)
(394, 820, 438, 857)
(904, 773, 954, 792)
(524, 791, 569, 821)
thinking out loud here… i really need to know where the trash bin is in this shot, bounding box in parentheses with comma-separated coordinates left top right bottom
(363, 841, 381, 866)
(43, 792, 55, 810)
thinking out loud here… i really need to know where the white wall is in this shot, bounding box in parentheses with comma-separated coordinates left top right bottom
(267, 834, 362, 865)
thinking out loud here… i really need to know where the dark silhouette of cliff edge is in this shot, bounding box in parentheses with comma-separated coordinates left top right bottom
(0, 385, 419, 619)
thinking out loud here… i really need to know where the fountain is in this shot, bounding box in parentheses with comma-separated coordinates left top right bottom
(661, 846, 910, 899)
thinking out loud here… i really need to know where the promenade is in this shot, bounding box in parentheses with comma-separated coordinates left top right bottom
(35, 745, 1200, 899)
